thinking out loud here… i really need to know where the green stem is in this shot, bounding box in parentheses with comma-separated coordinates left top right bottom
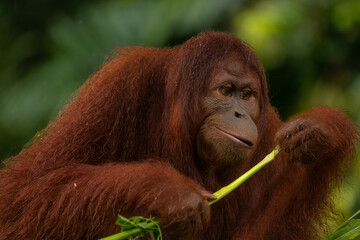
(100, 146, 280, 240)
(346, 209, 360, 223)
(100, 224, 151, 240)
(208, 145, 280, 205)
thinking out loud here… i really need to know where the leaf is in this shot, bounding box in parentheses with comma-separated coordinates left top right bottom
(323, 219, 360, 240)
(111, 215, 162, 240)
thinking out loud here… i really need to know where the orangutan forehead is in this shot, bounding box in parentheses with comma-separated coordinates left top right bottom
(213, 54, 260, 78)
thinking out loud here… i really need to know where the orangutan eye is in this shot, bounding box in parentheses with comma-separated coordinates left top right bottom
(239, 88, 253, 100)
(219, 84, 234, 97)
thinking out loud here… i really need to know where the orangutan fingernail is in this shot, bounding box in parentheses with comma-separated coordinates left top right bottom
(200, 190, 217, 200)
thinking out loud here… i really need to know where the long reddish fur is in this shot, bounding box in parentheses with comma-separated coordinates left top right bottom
(0, 32, 358, 239)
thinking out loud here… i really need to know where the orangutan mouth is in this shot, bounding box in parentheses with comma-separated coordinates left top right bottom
(214, 126, 254, 148)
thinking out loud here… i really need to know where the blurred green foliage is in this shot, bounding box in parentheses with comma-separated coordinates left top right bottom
(0, 0, 243, 160)
(0, 0, 359, 225)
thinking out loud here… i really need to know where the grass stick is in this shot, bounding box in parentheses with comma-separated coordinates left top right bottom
(209, 145, 280, 205)
(101, 227, 147, 240)
(101, 146, 280, 240)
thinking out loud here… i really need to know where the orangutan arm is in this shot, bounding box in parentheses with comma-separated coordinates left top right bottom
(0, 161, 213, 240)
(235, 107, 358, 240)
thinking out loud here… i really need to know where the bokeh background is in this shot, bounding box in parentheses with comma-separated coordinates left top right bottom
(1, 0, 359, 228)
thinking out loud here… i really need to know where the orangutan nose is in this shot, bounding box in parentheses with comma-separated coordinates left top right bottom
(234, 111, 244, 118)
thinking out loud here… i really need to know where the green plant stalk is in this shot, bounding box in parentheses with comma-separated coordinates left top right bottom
(209, 145, 280, 205)
(323, 209, 360, 240)
(101, 227, 146, 240)
(345, 209, 360, 223)
(101, 146, 280, 240)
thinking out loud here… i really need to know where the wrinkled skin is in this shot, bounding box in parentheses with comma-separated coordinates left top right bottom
(275, 118, 330, 164)
(197, 54, 260, 170)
